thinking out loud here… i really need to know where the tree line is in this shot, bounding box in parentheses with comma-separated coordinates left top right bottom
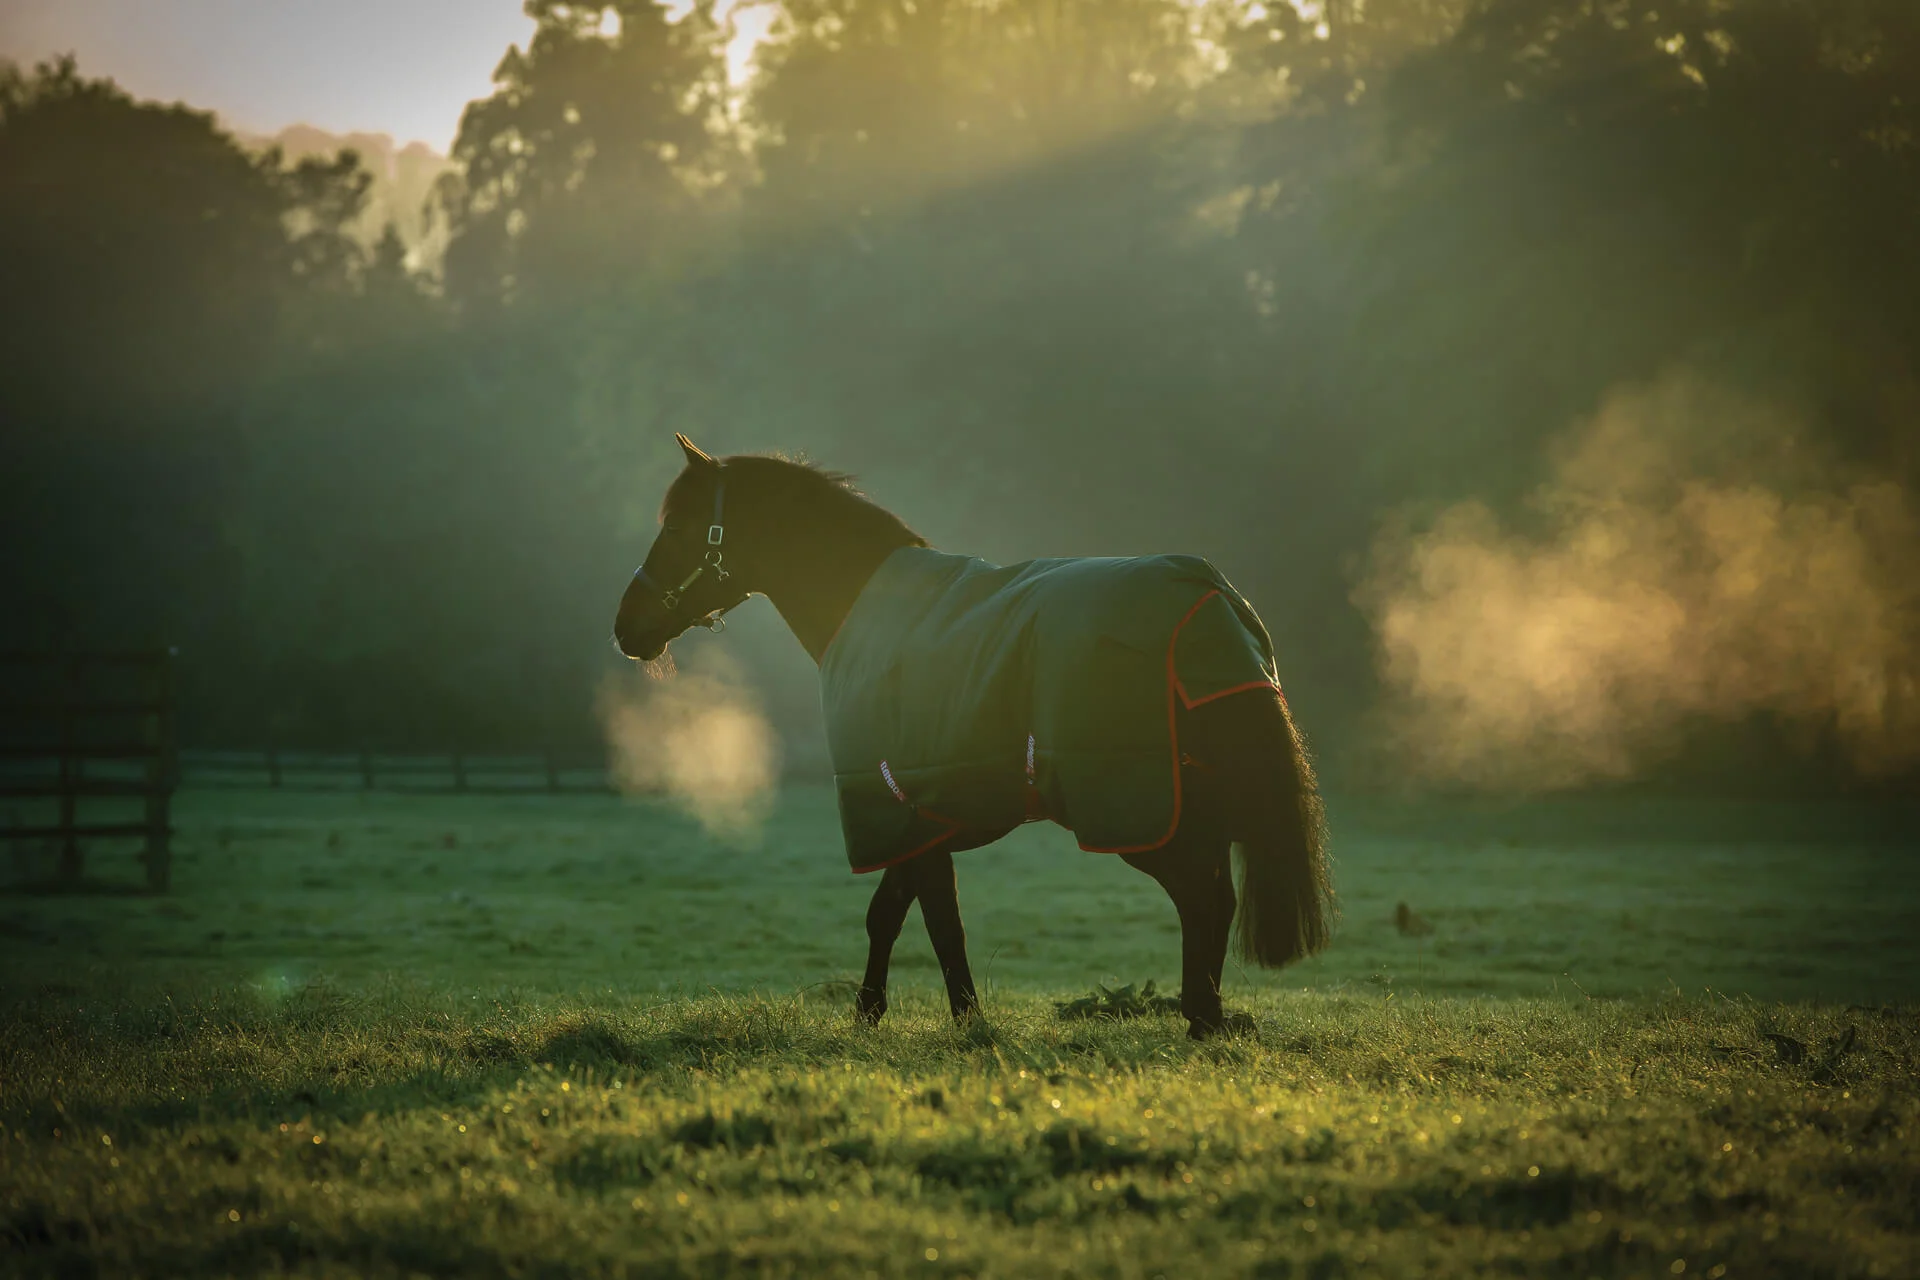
(2, 0, 1914, 788)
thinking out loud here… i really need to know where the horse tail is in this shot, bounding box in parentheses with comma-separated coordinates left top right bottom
(1231, 689, 1334, 968)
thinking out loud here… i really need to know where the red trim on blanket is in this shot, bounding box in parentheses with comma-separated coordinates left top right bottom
(852, 767, 968, 875)
(850, 821, 961, 874)
(1073, 589, 1219, 856)
(1170, 593, 1284, 710)
(849, 585, 1279, 871)
(1179, 678, 1283, 710)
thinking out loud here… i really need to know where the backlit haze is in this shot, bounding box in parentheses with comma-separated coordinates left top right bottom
(3, 0, 1914, 801)
(0, 0, 771, 149)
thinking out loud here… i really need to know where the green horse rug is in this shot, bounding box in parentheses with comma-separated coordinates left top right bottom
(820, 547, 1283, 872)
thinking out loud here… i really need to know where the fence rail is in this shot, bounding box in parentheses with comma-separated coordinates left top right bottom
(175, 748, 615, 795)
(0, 777, 158, 799)
(0, 742, 163, 760)
(0, 650, 625, 893)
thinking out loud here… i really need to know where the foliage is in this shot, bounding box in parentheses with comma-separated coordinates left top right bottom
(240, 125, 453, 269)
(0, 57, 383, 721)
(0, 58, 339, 425)
(5, 1, 1919, 784)
(438, 0, 736, 309)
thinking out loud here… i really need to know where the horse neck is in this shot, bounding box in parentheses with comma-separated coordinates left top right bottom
(747, 490, 918, 665)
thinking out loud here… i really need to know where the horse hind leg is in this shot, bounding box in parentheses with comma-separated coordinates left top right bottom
(1126, 839, 1235, 1039)
(1186, 687, 1334, 969)
(912, 848, 981, 1020)
(1202, 851, 1238, 1014)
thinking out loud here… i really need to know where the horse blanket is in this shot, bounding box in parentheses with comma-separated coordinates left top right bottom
(819, 547, 1282, 873)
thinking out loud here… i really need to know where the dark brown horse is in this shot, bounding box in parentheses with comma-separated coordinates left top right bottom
(612, 436, 1332, 1038)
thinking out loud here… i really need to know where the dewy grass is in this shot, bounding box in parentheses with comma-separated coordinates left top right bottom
(2, 988, 1914, 1278)
(5, 785, 1916, 1003)
(2, 785, 1917, 1275)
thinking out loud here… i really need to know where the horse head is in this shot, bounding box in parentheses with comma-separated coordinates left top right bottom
(611, 434, 751, 662)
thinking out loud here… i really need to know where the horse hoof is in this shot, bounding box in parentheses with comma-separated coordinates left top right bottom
(855, 992, 887, 1026)
(1187, 1011, 1256, 1040)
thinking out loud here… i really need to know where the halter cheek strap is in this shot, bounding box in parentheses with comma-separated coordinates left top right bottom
(630, 475, 742, 631)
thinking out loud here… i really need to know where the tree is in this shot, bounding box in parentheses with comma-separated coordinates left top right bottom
(0, 59, 372, 660)
(0, 58, 294, 431)
(437, 0, 734, 309)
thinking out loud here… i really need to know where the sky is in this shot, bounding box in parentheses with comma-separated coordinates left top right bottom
(0, 0, 771, 152)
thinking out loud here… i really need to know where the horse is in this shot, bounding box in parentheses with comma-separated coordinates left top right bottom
(611, 435, 1332, 1039)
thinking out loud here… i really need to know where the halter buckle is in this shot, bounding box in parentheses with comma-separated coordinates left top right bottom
(707, 524, 725, 546)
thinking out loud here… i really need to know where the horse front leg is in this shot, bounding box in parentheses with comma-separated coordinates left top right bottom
(857, 864, 916, 1025)
(912, 848, 980, 1021)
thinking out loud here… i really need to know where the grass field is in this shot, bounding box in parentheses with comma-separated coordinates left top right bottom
(3, 786, 1917, 1277)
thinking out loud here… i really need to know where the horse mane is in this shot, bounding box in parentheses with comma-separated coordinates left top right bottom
(663, 452, 930, 550)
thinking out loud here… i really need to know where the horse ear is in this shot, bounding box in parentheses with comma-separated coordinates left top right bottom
(676, 433, 717, 468)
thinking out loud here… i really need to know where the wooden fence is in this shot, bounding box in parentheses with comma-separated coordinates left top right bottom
(0, 650, 177, 891)
(177, 748, 615, 795)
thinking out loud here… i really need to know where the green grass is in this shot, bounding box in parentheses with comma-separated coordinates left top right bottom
(3, 786, 1917, 1277)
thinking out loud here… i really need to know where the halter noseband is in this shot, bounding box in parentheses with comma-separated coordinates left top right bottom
(630, 473, 743, 633)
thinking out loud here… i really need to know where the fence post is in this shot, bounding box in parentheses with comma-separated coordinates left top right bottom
(144, 649, 175, 892)
(360, 747, 375, 791)
(56, 653, 82, 884)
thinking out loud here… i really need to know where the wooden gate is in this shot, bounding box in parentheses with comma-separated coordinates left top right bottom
(0, 650, 178, 891)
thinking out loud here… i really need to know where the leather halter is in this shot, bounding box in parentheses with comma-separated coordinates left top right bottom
(630, 473, 745, 633)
